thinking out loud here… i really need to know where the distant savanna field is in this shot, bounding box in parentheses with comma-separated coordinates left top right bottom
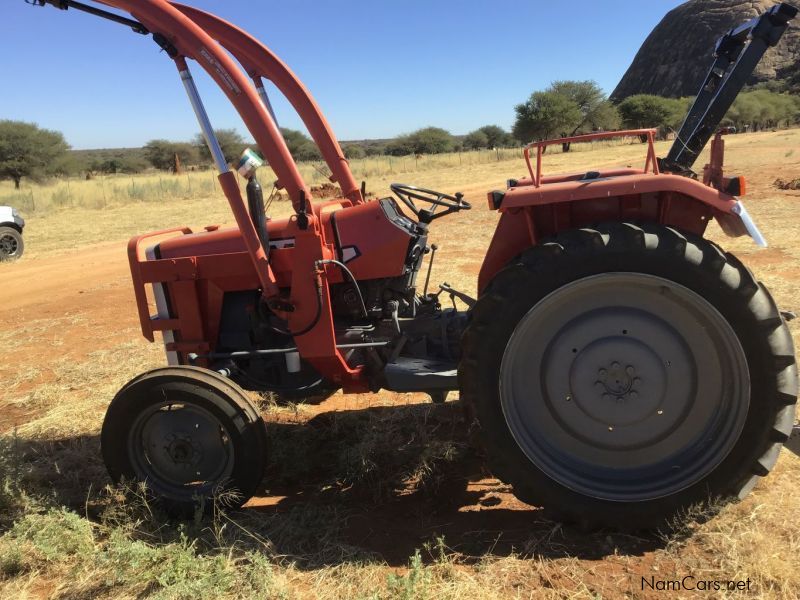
(1, 129, 799, 599)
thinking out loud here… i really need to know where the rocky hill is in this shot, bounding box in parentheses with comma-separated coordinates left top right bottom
(611, 0, 799, 100)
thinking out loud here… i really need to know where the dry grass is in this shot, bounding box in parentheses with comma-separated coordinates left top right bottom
(1, 129, 799, 598)
(2, 136, 671, 261)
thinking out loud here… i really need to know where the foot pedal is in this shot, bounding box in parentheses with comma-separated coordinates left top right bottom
(439, 283, 476, 308)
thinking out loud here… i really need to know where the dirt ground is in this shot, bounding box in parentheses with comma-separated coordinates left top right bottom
(1, 130, 799, 598)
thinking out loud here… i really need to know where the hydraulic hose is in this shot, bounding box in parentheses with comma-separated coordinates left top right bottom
(268, 258, 367, 338)
(317, 259, 369, 319)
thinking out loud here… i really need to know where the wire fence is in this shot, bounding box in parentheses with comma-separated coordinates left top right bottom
(0, 140, 648, 214)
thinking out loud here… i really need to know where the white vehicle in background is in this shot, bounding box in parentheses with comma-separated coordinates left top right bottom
(0, 206, 25, 261)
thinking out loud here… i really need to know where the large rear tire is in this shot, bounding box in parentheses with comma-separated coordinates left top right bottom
(460, 223, 797, 529)
(102, 366, 267, 515)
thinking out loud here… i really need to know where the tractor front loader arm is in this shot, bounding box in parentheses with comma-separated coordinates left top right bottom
(171, 3, 364, 206)
(30, 0, 367, 388)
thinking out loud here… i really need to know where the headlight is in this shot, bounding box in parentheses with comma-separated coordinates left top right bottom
(11, 208, 20, 218)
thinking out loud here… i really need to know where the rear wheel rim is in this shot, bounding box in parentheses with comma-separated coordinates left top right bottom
(0, 233, 18, 258)
(499, 272, 750, 502)
(128, 400, 235, 501)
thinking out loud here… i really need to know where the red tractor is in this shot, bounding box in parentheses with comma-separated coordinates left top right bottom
(30, 0, 797, 528)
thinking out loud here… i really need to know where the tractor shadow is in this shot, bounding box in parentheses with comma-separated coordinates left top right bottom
(246, 401, 667, 566)
(2, 401, 668, 568)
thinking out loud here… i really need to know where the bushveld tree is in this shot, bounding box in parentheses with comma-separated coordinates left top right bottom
(512, 91, 582, 143)
(386, 127, 455, 156)
(513, 81, 619, 146)
(550, 80, 620, 135)
(463, 125, 515, 150)
(342, 144, 366, 159)
(144, 140, 198, 171)
(93, 155, 150, 174)
(476, 125, 515, 148)
(462, 130, 489, 150)
(385, 135, 415, 156)
(194, 128, 248, 164)
(278, 128, 321, 161)
(0, 120, 70, 189)
(723, 89, 800, 130)
(364, 144, 385, 156)
(617, 94, 688, 137)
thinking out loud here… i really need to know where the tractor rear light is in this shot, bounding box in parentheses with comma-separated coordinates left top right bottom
(726, 176, 746, 196)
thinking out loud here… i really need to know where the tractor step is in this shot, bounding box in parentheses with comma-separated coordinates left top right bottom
(383, 357, 458, 392)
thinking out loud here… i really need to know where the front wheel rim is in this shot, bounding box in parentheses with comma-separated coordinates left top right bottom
(128, 400, 235, 501)
(0, 233, 18, 257)
(499, 272, 750, 502)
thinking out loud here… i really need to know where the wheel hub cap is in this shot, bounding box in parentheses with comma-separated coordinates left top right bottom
(500, 273, 749, 501)
(129, 402, 234, 494)
(0, 234, 17, 256)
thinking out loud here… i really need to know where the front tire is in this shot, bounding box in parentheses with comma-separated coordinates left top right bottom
(102, 366, 267, 514)
(460, 223, 797, 529)
(0, 227, 23, 261)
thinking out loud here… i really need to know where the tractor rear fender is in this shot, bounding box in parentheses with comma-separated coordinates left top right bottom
(478, 171, 761, 294)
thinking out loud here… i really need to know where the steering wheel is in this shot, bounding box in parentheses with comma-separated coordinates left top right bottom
(390, 183, 471, 223)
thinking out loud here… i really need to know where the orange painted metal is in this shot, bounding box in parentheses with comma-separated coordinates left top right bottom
(523, 129, 660, 187)
(215, 169, 280, 298)
(92, 1, 755, 392)
(170, 2, 364, 206)
(128, 226, 192, 342)
(95, 0, 312, 210)
(477, 129, 752, 293)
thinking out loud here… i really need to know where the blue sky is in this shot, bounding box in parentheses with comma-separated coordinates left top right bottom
(1, 0, 684, 149)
